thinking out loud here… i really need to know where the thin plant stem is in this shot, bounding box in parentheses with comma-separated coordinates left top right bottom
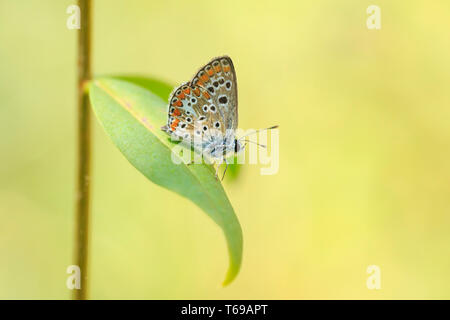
(74, 0, 92, 300)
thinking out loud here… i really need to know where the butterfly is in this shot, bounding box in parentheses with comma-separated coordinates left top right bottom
(161, 56, 276, 179)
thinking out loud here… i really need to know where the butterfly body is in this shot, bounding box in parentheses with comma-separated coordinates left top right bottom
(162, 56, 242, 165)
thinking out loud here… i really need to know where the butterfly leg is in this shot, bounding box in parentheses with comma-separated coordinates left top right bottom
(221, 162, 229, 181)
(214, 162, 222, 179)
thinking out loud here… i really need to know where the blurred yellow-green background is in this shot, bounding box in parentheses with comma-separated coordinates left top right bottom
(1, 0, 450, 299)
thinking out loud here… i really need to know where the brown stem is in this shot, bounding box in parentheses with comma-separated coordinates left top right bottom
(74, 0, 92, 300)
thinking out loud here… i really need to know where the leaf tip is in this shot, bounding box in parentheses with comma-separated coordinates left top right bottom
(221, 266, 240, 287)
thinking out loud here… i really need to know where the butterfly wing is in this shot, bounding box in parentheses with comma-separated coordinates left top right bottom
(162, 56, 238, 156)
(191, 56, 238, 131)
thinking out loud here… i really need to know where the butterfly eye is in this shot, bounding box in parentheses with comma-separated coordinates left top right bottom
(195, 130, 201, 136)
(208, 87, 214, 93)
(182, 85, 188, 90)
(186, 111, 191, 115)
(172, 97, 178, 103)
(213, 61, 220, 66)
(214, 121, 221, 128)
(191, 98, 197, 103)
(221, 59, 229, 65)
(186, 117, 192, 123)
(213, 81, 219, 88)
(176, 90, 182, 95)
(225, 80, 232, 90)
(234, 140, 240, 152)
(202, 105, 209, 112)
(170, 107, 175, 113)
(209, 105, 217, 113)
(180, 123, 187, 129)
(202, 125, 208, 132)
(198, 116, 206, 121)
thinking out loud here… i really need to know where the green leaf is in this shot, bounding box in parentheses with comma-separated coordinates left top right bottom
(109, 75, 242, 182)
(88, 77, 243, 286)
(225, 160, 242, 182)
(111, 75, 173, 101)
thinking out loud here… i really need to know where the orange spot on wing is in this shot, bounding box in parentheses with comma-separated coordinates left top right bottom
(223, 65, 231, 73)
(177, 92, 185, 100)
(214, 65, 221, 73)
(173, 100, 182, 107)
(172, 109, 181, 116)
(170, 119, 180, 130)
(202, 91, 211, 100)
(200, 74, 209, 82)
(207, 68, 214, 76)
(183, 87, 191, 95)
(193, 87, 201, 96)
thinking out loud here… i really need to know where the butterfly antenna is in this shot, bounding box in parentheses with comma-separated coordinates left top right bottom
(238, 125, 279, 141)
(242, 140, 267, 148)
